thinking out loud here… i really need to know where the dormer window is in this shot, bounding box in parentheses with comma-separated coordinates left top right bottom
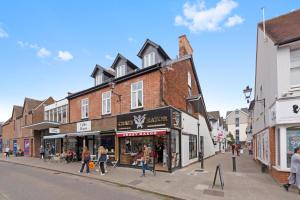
(116, 65, 126, 78)
(143, 52, 155, 68)
(95, 71, 103, 86)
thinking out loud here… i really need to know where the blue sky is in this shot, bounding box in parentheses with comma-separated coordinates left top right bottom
(0, 0, 299, 122)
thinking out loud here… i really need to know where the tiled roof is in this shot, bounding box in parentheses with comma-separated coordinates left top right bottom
(24, 97, 43, 111)
(14, 105, 23, 117)
(258, 9, 300, 45)
(207, 111, 220, 121)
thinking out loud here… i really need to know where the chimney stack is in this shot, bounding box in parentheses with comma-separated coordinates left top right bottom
(179, 34, 193, 58)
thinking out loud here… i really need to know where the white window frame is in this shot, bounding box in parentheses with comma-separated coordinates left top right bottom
(188, 71, 192, 88)
(116, 65, 126, 78)
(131, 81, 143, 109)
(290, 48, 300, 88)
(102, 91, 111, 115)
(95, 71, 103, 86)
(143, 52, 155, 68)
(81, 98, 89, 119)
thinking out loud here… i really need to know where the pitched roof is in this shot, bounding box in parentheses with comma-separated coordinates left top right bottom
(13, 105, 23, 118)
(137, 39, 170, 60)
(110, 53, 139, 70)
(90, 64, 115, 78)
(207, 111, 220, 121)
(258, 9, 300, 45)
(226, 108, 249, 118)
(241, 108, 249, 114)
(24, 97, 43, 111)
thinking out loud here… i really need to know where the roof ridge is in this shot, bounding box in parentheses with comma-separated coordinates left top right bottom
(258, 9, 300, 26)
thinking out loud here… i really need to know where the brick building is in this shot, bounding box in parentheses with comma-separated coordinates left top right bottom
(40, 35, 213, 172)
(1, 97, 54, 157)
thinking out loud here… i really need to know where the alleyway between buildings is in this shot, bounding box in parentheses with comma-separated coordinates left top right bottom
(0, 151, 297, 200)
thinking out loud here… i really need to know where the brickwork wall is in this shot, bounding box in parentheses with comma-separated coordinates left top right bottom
(69, 71, 161, 123)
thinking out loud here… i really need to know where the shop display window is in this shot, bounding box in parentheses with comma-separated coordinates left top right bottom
(189, 135, 197, 159)
(171, 130, 180, 168)
(287, 127, 300, 168)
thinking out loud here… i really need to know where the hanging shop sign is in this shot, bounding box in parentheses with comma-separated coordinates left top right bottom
(77, 121, 91, 132)
(117, 107, 181, 131)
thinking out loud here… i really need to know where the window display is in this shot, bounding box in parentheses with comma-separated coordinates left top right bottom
(171, 130, 180, 168)
(287, 127, 300, 168)
(189, 135, 197, 159)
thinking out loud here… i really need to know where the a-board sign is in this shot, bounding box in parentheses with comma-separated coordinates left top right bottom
(212, 164, 224, 190)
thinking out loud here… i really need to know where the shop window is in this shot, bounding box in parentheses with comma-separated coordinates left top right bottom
(235, 118, 239, 127)
(189, 135, 197, 159)
(276, 128, 281, 166)
(81, 98, 89, 119)
(62, 105, 68, 123)
(57, 107, 62, 122)
(286, 127, 300, 168)
(102, 91, 111, 115)
(131, 81, 143, 109)
(171, 130, 180, 168)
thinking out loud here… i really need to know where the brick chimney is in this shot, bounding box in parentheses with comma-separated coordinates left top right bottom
(179, 35, 193, 57)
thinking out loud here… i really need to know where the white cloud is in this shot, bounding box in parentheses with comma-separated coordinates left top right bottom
(105, 54, 114, 60)
(225, 14, 244, 27)
(37, 48, 51, 58)
(17, 41, 40, 49)
(58, 50, 73, 61)
(128, 37, 137, 43)
(0, 26, 8, 38)
(175, 0, 243, 33)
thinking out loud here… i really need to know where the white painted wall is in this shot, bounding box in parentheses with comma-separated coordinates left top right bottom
(199, 114, 215, 159)
(181, 112, 199, 167)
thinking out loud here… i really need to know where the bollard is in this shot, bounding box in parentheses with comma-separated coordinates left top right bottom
(232, 156, 236, 172)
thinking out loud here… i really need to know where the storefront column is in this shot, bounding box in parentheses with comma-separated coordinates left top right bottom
(279, 126, 287, 169)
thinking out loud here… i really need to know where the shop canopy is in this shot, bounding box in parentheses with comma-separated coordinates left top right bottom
(66, 131, 100, 137)
(43, 134, 66, 139)
(116, 129, 167, 137)
(23, 121, 60, 130)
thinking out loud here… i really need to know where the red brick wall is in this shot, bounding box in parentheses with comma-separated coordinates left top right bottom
(164, 58, 199, 116)
(271, 169, 290, 183)
(69, 71, 161, 123)
(269, 127, 276, 166)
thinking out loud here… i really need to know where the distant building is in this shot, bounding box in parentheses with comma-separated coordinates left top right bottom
(226, 108, 249, 145)
(208, 111, 227, 152)
(251, 9, 300, 183)
(0, 122, 3, 153)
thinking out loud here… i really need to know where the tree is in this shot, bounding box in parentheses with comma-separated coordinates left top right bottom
(226, 132, 235, 146)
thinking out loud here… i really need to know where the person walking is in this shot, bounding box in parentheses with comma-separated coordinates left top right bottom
(5, 146, 10, 159)
(40, 145, 45, 159)
(283, 147, 300, 194)
(236, 144, 240, 156)
(231, 144, 235, 155)
(96, 146, 107, 175)
(141, 144, 150, 177)
(79, 147, 91, 174)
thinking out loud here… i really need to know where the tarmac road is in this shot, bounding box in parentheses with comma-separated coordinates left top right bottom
(0, 162, 168, 200)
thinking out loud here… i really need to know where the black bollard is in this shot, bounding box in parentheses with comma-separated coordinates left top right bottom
(232, 156, 236, 172)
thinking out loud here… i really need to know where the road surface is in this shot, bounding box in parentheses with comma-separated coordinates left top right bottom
(0, 162, 168, 200)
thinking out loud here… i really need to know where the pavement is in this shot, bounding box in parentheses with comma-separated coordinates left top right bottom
(0, 151, 298, 200)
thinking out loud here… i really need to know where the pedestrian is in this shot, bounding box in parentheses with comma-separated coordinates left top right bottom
(40, 145, 45, 159)
(283, 147, 300, 194)
(141, 144, 151, 177)
(236, 144, 240, 156)
(231, 144, 235, 155)
(79, 147, 91, 174)
(5, 146, 10, 159)
(96, 146, 107, 175)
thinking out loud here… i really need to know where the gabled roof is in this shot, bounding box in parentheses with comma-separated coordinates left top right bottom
(90, 64, 115, 78)
(258, 9, 300, 45)
(207, 111, 220, 121)
(13, 105, 23, 118)
(226, 108, 249, 118)
(137, 39, 170, 60)
(111, 53, 139, 70)
(22, 97, 43, 113)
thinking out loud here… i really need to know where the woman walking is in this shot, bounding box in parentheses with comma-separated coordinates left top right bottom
(97, 146, 107, 176)
(283, 147, 300, 194)
(39, 145, 45, 159)
(141, 144, 150, 177)
(79, 147, 91, 174)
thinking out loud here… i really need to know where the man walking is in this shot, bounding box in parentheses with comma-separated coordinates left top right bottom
(283, 147, 300, 194)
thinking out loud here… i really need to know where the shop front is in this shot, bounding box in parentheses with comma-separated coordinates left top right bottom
(117, 107, 181, 172)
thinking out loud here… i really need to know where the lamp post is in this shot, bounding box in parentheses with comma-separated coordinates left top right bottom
(243, 85, 252, 104)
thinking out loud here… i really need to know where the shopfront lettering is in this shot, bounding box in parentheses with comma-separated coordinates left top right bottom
(77, 121, 91, 132)
(293, 104, 300, 114)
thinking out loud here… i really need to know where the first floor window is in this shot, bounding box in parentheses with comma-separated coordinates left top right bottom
(116, 65, 126, 77)
(189, 135, 197, 159)
(143, 52, 155, 68)
(290, 48, 300, 86)
(131, 81, 143, 109)
(81, 98, 89, 119)
(286, 127, 300, 168)
(102, 91, 111, 115)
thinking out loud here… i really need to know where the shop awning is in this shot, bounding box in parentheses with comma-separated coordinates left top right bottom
(23, 121, 60, 130)
(43, 134, 66, 139)
(116, 130, 167, 137)
(66, 131, 100, 137)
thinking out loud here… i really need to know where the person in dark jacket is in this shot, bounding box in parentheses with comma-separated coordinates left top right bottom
(97, 146, 107, 175)
(79, 147, 91, 174)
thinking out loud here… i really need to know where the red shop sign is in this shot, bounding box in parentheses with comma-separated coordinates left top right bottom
(117, 130, 166, 137)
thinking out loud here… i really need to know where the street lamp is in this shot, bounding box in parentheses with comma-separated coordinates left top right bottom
(243, 85, 252, 103)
